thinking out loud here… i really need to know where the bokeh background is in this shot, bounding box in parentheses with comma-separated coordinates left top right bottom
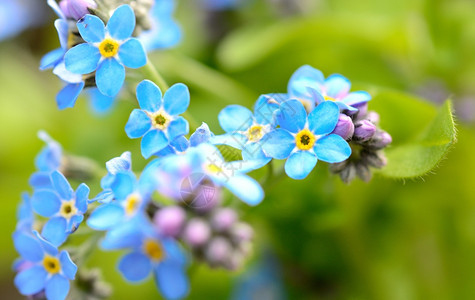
(1, 0, 474, 299)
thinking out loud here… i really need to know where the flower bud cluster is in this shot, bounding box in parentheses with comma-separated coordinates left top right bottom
(154, 205, 254, 270)
(330, 103, 392, 183)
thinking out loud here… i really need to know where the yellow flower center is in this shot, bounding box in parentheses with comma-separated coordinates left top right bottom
(99, 38, 120, 58)
(206, 163, 223, 174)
(143, 239, 164, 261)
(60, 200, 77, 219)
(295, 129, 316, 150)
(248, 125, 264, 142)
(324, 95, 337, 102)
(124, 194, 141, 216)
(150, 111, 171, 130)
(43, 256, 61, 274)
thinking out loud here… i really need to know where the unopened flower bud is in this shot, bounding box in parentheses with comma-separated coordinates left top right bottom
(354, 120, 376, 142)
(354, 102, 368, 118)
(366, 111, 380, 124)
(355, 162, 371, 182)
(230, 222, 254, 244)
(60, 0, 97, 20)
(367, 130, 392, 149)
(211, 208, 237, 232)
(362, 150, 387, 168)
(205, 237, 232, 266)
(331, 114, 355, 140)
(183, 218, 211, 247)
(339, 163, 356, 184)
(153, 206, 186, 238)
(190, 123, 213, 147)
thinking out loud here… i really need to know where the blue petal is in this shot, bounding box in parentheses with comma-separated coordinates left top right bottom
(42, 217, 68, 247)
(87, 203, 125, 230)
(14, 266, 47, 296)
(88, 88, 116, 114)
(118, 252, 152, 282)
(53, 62, 83, 83)
(101, 220, 144, 250)
(59, 251, 77, 280)
(106, 151, 132, 174)
(92, 190, 114, 204)
(125, 109, 152, 138)
(107, 5, 135, 40)
(342, 91, 371, 106)
(45, 274, 70, 300)
(51, 171, 73, 200)
(29, 172, 53, 189)
(56, 82, 85, 110)
(170, 135, 190, 152)
(118, 38, 146, 69)
(77, 14, 105, 43)
(96, 58, 125, 97)
(210, 133, 247, 150)
(163, 83, 190, 116)
(141, 130, 169, 159)
(47, 0, 65, 19)
(167, 117, 189, 141)
(276, 100, 307, 133)
(190, 123, 213, 147)
(324, 74, 351, 98)
(284, 151, 317, 180)
(32, 190, 61, 217)
(34, 231, 59, 256)
(242, 142, 270, 161)
(335, 101, 358, 113)
(137, 80, 162, 112)
(314, 134, 351, 163)
(155, 259, 189, 299)
(13, 231, 43, 262)
(288, 65, 324, 99)
(111, 172, 136, 200)
(55, 19, 69, 50)
(40, 48, 64, 70)
(68, 215, 84, 232)
(75, 183, 89, 213)
(218, 105, 253, 133)
(261, 129, 295, 159)
(253, 95, 280, 126)
(308, 101, 339, 135)
(225, 175, 264, 206)
(64, 43, 100, 74)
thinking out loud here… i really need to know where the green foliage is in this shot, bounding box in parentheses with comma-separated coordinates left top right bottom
(368, 89, 456, 178)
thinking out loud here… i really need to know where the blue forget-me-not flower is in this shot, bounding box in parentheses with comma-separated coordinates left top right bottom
(65, 5, 147, 97)
(31, 171, 89, 246)
(125, 80, 190, 159)
(262, 100, 351, 180)
(13, 231, 77, 300)
(288, 65, 371, 113)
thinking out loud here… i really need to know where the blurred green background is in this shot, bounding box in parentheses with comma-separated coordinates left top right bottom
(1, 0, 475, 299)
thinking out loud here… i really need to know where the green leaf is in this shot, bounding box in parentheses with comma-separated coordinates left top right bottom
(377, 99, 456, 178)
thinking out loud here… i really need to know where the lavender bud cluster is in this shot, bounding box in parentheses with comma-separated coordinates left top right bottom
(330, 103, 392, 183)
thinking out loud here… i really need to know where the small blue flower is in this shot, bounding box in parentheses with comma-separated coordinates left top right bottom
(212, 95, 281, 166)
(87, 171, 151, 231)
(262, 100, 351, 180)
(93, 151, 132, 204)
(31, 171, 89, 246)
(13, 231, 77, 300)
(288, 65, 371, 113)
(139, 0, 182, 51)
(64, 5, 147, 97)
(100, 217, 189, 300)
(125, 80, 190, 159)
(29, 131, 63, 190)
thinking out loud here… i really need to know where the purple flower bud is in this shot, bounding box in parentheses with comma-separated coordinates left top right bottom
(211, 208, 237, 232)
(354, 102, 368, 118)
(60, 0, 97, 20)
(205, 237, 232, 266)
(367, 131, 392, 149)
(331, 114, 355, 140)
(183, 218, 211, 247)
(366, 111, 380, 124)
(354, 120, 376, 142)
(153, 206, 186, 238)
(230, 222, 254, 244)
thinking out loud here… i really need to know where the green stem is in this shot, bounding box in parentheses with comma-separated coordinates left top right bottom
(142, 60, 200, 130)
(74, 232, 103, 267)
